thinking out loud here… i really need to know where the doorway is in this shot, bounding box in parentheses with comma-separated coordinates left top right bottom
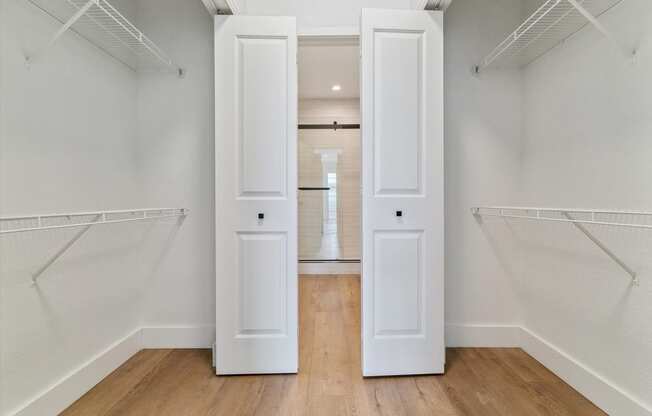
(214, 10, 444, 377)
(296, 35, 362, 375)
(297, 36, 361, 274)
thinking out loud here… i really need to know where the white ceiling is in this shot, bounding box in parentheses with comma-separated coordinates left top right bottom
(298, 40, 359, 99)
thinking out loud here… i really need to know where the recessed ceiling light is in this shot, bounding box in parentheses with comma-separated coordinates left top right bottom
(331, 84, 341, 92)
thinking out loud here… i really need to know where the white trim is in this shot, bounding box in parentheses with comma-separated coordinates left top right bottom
(299, 262, 361, 275)
(8, 325, 213, 416)
(446, 324, 652, 416)
(9, 329, 142, 416)
(141, 325, 215, 349)
(520, 327, 652, 416)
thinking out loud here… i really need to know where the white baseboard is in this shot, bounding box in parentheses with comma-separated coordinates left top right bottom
(519, 327, 652, 416)
(299, 262, 360, 274)
(9, 325, 213, 416)
(141, 325, 215, 349)
(445, 324, 521, 347)
(446, 324, 651, 416)
(11, 324, 650, 416)
(10, 328, 142, 416)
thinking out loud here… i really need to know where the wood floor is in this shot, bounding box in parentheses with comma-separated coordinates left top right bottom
(63, 275, 605, 416)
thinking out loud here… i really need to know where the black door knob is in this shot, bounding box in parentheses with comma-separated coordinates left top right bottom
(258, 213, 264, 220)
(396, 210, 403, 217)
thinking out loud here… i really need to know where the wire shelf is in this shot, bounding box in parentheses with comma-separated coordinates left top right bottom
(471, 206, 652, 230)
(475, 0, 625, 72)
(471, 206, 651, 285)
(0, 208, 189, 234)
(26, 0, 183, 74)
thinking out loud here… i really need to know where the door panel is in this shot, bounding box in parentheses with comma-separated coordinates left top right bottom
(237, 232, 287, 336)
(215, 15, 297, 375)
(237, 37, 288, 197)
(361, 9, 444, 377)
(374, 231, 423, 336)
(374, 31, 424, 196)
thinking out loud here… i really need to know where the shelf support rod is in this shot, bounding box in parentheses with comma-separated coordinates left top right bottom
(32, 213, 101, 284)
(26, 0, 98, 65)
(565, 0, 636, 58)
(562, 211, 639, 286)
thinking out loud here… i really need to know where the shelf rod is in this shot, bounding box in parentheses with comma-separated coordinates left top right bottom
(1, 212, 185, 234)
(0, 209, 188, 235)
(562, 211, 638, 286)
(4, 208, 189, 283)
(473, 211, 652, 230)
(26, 0, 97, 65)
(473, 206, 652, 217)
(472, 206, 642, 286)
(565, 0, 635, 58)
(1, 208, 184, 222)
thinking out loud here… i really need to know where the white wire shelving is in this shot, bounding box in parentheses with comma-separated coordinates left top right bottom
(1, 208, 189, 234)
(25, 0, 184, 76)
(471, 206, 651, 286)
(1, 208, 188, 283)
(474, 0, 634, 73)
(0, 208, 188, 234)
(471, 206, 652, 230)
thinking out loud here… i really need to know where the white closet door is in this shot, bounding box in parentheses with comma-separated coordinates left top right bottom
(214, 15, 298, 375)
(360, 8, 444, 376)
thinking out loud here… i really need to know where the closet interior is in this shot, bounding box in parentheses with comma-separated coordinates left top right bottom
(2, 0, 651, 415)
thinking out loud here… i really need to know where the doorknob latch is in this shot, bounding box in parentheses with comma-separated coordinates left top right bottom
(396, 210, 403, 217)
(258, 213, 265, 220)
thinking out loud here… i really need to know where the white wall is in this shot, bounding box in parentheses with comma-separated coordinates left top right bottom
(0, 0, 173, 414)
(135, 0, 215, 339)
(513, 0, 652, 412)
(1, 0, 213, 410)
(443, 0, 524, 331)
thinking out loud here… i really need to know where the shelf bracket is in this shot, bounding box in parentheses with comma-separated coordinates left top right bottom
(31, 213, 101, 284)
(562, 212, 639, 286)
(26, 0, 98, 66)
(565, 0, 637, 59)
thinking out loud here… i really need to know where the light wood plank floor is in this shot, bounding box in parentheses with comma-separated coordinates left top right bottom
(63, 275, 605, 415)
